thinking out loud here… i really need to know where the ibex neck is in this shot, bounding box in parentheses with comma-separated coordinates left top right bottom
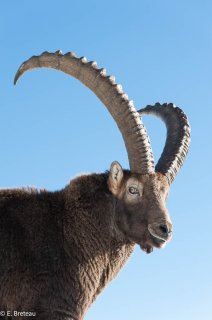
(62, 173, 135, 319)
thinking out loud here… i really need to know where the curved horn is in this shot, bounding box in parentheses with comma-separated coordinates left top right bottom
(14, 50, 155, 174)
(138, 103, 190, 184)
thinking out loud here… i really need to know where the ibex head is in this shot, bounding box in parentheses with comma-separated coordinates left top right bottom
(108, 161, 171, 253)
(14, 51, 190, 253)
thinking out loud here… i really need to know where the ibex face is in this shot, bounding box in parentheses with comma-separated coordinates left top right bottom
(108, 161, 172, 253)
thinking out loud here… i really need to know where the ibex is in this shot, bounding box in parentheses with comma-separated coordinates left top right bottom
(0, 51, 190, 320)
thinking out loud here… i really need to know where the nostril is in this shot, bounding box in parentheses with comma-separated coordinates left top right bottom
(159, 224, 169, 236)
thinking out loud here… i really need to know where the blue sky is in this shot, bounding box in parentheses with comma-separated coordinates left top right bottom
(0, 1, 211, 319)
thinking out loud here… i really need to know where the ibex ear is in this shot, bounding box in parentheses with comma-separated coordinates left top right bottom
(108, 161, 124, 195)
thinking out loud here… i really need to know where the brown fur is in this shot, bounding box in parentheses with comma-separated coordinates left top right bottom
(0, 165, 171, 320)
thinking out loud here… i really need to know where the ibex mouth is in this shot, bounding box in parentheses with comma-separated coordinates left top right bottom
(139, 223, 172, 254)
(148, 225, 167, 243)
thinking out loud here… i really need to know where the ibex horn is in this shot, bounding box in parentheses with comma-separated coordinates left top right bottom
(138, 103, 191, 184)
(14, 50, 155, 174)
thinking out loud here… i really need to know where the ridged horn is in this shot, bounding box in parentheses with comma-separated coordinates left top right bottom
(138, 103, 190, 184)
(14, 50, 155, 174)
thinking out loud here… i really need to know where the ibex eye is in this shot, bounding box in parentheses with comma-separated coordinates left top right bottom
(128, 187, 139, 195)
